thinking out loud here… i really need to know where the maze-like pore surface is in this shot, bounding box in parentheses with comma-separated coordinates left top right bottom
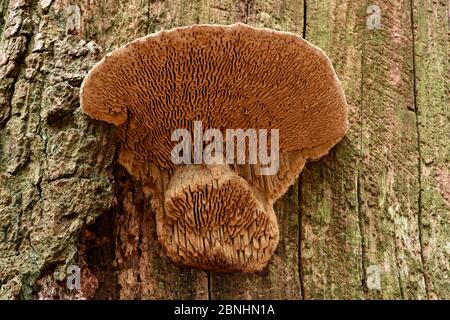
(162, 165, 278, 272)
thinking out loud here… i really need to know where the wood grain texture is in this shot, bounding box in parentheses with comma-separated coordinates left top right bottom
(358, 0, 426, 299)
(413, 0, 450, 299)
(301, 0, 364, 299)
(301, 0, 448, 299)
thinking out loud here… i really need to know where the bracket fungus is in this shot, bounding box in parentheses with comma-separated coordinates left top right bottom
(80, 23, 348, 272)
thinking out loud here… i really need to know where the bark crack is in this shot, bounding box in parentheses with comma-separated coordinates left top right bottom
(358, 1, 369, 297)
(297, 1, 307, 300)
(356, 171, 368, 296)
(409, 0, 430, 298)
(302, 0, 307, 39)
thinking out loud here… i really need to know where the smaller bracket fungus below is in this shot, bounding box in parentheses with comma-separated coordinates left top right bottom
(80, 23, 348, 273)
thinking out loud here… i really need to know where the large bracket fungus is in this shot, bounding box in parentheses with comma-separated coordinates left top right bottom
(80, 23, 348, 272)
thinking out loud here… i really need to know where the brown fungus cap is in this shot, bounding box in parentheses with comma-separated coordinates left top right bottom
(81, 23, 347, 170)
(80, 23, 348, 272)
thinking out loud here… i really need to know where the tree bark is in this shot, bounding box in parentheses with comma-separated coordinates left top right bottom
(0, 0, 448, 299)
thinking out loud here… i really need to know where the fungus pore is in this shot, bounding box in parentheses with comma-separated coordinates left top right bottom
(80, 23, 348, 272)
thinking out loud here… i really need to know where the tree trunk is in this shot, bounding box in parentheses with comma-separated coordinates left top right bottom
(0, 0, 448, 300)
